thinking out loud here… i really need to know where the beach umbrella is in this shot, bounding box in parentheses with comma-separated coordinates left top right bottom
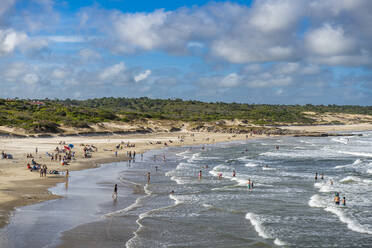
(64, 146, 71, 151)
(68, 144, 74, 148)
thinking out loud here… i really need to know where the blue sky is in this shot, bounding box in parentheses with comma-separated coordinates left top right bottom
(0, 0, 372, 105)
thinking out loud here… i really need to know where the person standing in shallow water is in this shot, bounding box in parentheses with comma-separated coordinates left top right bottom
(315, 172, 318, 180)
(198, 170, 202, 179)
(113, 184, 118, 200)
(334, 192, 340, 205)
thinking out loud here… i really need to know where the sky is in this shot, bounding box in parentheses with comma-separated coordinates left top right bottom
(1, 0, 372, 105)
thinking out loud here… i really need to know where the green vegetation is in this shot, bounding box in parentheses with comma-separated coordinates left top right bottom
(0, 97, 371, 133)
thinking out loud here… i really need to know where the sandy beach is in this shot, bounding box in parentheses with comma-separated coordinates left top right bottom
(1, 124, 371, 228)
(0, 131, 256, 228)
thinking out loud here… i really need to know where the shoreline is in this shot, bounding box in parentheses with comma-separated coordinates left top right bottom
(0, 131, 255, 228)
(0, 124, 371, 229)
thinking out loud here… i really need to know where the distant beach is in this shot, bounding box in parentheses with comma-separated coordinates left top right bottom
(1, 127, 372, 247)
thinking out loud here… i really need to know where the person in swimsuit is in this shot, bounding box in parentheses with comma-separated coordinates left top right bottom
(315, 172, 318, 180)
(334, 193, 340, 205)
(233, 170, 236, 177)
(198, 170, 202, 179)
(342, 197, 346, 206)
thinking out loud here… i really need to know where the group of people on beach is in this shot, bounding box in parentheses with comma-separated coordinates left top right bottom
(334, 192, 346, 206)
(315, 172, 346, 206)
(314, 172, 325, 180)
(1, 151, 12, 159)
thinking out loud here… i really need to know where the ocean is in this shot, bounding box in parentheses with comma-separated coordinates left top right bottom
(1, 132, 372, 247)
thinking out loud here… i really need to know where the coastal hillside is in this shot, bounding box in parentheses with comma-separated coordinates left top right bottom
(0, 97, 371, 135)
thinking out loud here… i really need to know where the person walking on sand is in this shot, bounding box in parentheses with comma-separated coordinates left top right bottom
(43, 165, 47, 178)
(113, 184, 118, 200)
(66, 169, 69, 178)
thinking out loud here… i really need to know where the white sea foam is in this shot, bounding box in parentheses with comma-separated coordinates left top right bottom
(262, 167, 276, 171)
(314, 182, 333, 192)
(338, 151, 372, 158)
(325, 206, 372, 235)
(340, 176, 361, 183)
(332, 137, 348, 144)
(274, 238, 287, 246)
(308, 194, 326, 208)
(212, 164, 232, 171)
(103, 196, 143, 218)
(202, 203, 213, 208)
(170, 176, 186, 185)
(245, 213, 270, 239)
(245, 162, 259, 167)
(169, 194, 183, 205)
(176, 150, 189, 157)
(187, 153, 200, 163)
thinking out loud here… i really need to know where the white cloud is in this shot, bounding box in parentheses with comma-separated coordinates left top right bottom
(134, 70, 151, 82)
(305, 24, 355, 56)
(219, 73, 241, 87)
(274, 63, 299, 74)
(99, 62, 126, 80)
(249, 0, 304, 32)
(79, 48, 101, 61)
(48, 36, 85, 43)
(23, 73, 39, 85)
(52, 68, 68, 79)
(0, 29, 28, 56)
(111, 10, 167, 51)
(3, 62, 27, 79)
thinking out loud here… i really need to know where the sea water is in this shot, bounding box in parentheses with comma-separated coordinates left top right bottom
(124, 132, 372, 247)
(1, 132, 372, 247)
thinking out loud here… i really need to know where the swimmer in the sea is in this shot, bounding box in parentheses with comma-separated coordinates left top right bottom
(233, 170, 236, 177)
